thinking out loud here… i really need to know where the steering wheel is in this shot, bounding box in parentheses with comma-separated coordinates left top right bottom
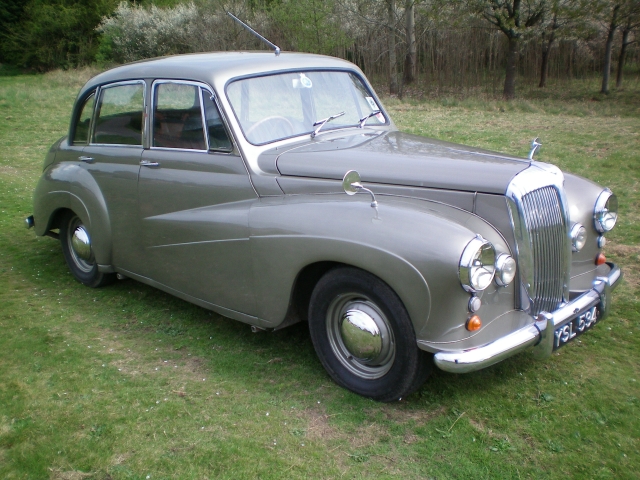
(245, 116, 295, 141)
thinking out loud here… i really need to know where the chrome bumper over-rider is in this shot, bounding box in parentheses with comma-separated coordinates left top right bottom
(434, 263, 622, 374)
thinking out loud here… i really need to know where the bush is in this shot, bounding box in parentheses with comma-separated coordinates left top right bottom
(97, 2, 199, 63)
(1, 0, 119, 71)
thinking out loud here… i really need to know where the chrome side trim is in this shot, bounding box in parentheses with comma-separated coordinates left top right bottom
(433, 263, 621, 374)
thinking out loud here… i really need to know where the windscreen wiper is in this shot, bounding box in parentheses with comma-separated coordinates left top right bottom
(311, 111, 345, 138)
(359, 110, 381, 128)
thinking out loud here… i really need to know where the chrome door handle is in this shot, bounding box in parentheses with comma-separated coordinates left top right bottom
(78, 156, 94, 163)
(140, 160, 159, 167)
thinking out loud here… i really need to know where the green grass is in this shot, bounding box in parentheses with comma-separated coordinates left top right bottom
(1, 70, 639, 479)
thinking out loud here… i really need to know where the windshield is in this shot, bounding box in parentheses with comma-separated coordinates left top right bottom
(226, 71, 387, 145)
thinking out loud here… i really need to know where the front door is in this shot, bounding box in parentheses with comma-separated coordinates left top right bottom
(137, 81, 258, 316)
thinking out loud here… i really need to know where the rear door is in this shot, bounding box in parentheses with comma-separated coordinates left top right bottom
(81, 81, 145, 273)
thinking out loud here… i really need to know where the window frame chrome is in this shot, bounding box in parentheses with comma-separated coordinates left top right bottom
(70, 91, 96, 146)
(90, 80, 147, 148)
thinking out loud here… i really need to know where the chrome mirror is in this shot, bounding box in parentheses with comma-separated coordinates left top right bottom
(342, 170, 378, 208)
(343, 170, 362, 195)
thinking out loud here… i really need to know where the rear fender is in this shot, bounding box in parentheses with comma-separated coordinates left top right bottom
(33, 163, 112, 265)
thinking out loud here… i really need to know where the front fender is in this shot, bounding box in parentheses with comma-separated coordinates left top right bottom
(33, 162, 112, 266)
(249, 194, 502, 340)
(563, 172, 609, 291)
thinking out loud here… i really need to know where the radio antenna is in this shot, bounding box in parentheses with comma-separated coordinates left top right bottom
(227, 12, 280, 56)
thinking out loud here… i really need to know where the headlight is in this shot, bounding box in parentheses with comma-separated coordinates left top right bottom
(594, 189, 618, 233)
(570, 223, 587, 252)
(495, 253, 516, 286)
(459, 236, 496, 292)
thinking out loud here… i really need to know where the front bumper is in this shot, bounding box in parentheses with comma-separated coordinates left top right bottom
(433, 263, 622, 374)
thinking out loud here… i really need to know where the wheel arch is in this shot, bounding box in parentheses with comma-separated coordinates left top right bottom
(251, 235, 432, 334)
(33, 166, 113, 266)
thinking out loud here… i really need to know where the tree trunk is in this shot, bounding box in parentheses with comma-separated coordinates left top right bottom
(539, 13, 557, 88)
(403, 0, 416, 84)
(616, 26, 630, 88)
(388, 0, 398, 94)
(601, 5, 620, 94)
(504, 36, 518, 99)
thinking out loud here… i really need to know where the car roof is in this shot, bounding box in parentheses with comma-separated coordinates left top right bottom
(79, 51, 359, 97)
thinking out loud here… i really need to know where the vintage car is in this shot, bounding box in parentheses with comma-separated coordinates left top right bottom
(27, 51, 621, 402)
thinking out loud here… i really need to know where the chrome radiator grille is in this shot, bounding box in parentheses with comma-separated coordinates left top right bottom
(520, 186, 567, 315)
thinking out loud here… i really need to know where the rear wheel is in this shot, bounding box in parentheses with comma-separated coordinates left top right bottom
(308, 267, 431, 402)
(59, 211, 115, 288)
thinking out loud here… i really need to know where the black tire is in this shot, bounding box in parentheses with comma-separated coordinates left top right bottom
(59, 211, 115, 288)
(308, 267, 432, 402)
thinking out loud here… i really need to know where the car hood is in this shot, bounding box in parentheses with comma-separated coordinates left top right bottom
(272, 130, 530, 195)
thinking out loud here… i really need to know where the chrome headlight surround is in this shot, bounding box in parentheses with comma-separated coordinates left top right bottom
(494, 253, 516, 287)
(459, 236, 496, 292)
(570, 223, 587, 252)
(594, 189, 618, 233)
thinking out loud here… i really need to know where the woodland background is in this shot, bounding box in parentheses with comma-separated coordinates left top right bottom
(1, 1, 639, 97)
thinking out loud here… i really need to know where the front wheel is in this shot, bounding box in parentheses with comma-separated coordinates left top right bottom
(59, 211, 115, 288)
(308, 267, 431, 402)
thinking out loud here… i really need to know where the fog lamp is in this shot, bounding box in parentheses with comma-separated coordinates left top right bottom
(570, 224, 587, 252)
(495, 254, 516, 286)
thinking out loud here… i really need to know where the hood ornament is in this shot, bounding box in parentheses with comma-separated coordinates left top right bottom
(528, 137, 542, 160)
(227, 12, 280, 56)
(343, 170, 378, 208)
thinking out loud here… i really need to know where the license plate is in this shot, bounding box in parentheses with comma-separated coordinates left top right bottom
(553, 306, 599, 350)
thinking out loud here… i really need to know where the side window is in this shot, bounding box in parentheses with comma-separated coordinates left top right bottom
(93, 83, 144, 145)
(203, 93, 232, 152)
(72, 93, 95, 145)
(153, 83, 206, 150)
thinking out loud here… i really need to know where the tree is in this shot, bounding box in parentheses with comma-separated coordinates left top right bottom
(1, 0, 121, 70)
(615, 2, 640, 88)
(539, 8, 559, 87)
(601, 2, 621, 93)
(267, 0, 351, 55)
(537, 0, 585, 88)
(472, 0, 546, 99)
(599, 1, 640, 93)
(388, 0, 399, 94)
(404, 0, 417, 84)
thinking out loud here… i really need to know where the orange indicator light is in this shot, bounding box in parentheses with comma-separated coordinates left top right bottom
(595, 253, 607, 266)
(466, 315, 482, 332)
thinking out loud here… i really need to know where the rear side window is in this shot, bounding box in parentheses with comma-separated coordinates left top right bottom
(72, 93, 95, 145)
(93, 82, 144, 145)
(153, 83, 206, 150)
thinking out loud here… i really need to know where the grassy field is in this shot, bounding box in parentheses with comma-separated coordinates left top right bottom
(0, 69, 639, 479)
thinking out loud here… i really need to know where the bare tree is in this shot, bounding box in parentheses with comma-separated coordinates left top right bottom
(473, 0, 546, 99)
(601, 3, 621, 93)
(404, 0, 417, 83)
(615, 3, 640, 87)
(539, 10, 559, 87)
(388, 0, 400, 93)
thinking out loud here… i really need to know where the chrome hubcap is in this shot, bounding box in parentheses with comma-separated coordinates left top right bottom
(327, 294, 395, 379)
(67, 217, 94, 272)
